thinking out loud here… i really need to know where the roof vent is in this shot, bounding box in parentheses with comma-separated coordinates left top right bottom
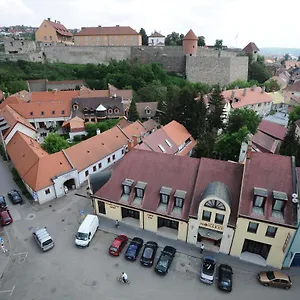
(251, 85, 256, 91)
(87, 150, 90, 153)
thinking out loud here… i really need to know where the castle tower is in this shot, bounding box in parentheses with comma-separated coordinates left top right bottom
(242, 42, 259, 62)
(183, 29, 198, 56)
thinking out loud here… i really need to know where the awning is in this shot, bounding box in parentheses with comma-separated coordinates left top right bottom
(198, 227, 223, 240)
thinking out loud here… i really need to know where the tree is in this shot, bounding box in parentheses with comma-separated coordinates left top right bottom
(207, 86, 225, 132)
(279, 124, 299, 160)
(264, 78, 281, 92)
(139, 28, 148, 46)
(128, 99, 139, 121)
(193, 131, 216, 159)
(214, 39, 223, 49)
(165, 32, 184, 46)
(227, 79, 259, 90)
(248, 61, 272, 83)
(85, 119, 119, 138)
(41, 133, 69, 154)
(289, 105, 300, 124)
(298, 56, 300, 62)
(226, 108, 261, 135)
(284, 53, 290, 61)
(198, 36, 205, 46)
(136, 83, 167, 103)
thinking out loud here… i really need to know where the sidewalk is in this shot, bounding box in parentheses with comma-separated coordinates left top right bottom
(96, 215, 300, 278)
(0, 228, 11, 279)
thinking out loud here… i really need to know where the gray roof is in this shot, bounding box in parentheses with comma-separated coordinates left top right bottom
(200, 181, 232, 207)
(136, 102, 158, 119)
(90, 170, 112, 194)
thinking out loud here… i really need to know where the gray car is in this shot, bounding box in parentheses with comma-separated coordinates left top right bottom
(33, 227, 54, 252)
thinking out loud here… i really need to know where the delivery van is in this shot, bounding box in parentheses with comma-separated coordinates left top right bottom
(33, 227, 55, 252)
(75, 214, 99, 247)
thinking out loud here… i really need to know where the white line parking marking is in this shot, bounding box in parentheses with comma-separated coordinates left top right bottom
(13, 252, 28, 264)
(0, 285, 15, 296)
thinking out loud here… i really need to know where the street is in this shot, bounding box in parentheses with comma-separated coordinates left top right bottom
(0, 159, 300, 300)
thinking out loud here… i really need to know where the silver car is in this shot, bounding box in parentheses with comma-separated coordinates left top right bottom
(33, 227, 54, 252)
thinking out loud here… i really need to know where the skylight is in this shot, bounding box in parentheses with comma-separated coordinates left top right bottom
(158, 144, 166, 153)
(165, 139, 172, 147)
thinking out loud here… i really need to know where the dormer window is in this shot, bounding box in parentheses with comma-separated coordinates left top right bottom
(73, 104, 79, 110)
(114, 108, 119, 114)
(253, 187, 268, 214)
(135, 181, 147, 199)
(174, 190, 186, 208)
(122, 178, 134, 195)
(160, 186, 172, 204)
(272, 191, 287, 214)
(108, 108, 113, 114)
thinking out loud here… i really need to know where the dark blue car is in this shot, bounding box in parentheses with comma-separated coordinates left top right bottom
(125, 237, 144, 261)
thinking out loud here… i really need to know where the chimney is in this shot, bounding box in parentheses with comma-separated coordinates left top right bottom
(251, 85, 256, 91)
(246, 138, 253, 159)
(47, 18, 50, 21)
(55, 20, 57, 23)
(261, 86, 266, 93)
(96, 128, 101, 135)
(57, 21, 60, 24)
(98, 25, 101, 27)
(231, 90, 235, 98)
(113, 93, 117, 98)
(243, 88, 247, 96)
(116, 25, 120, 27)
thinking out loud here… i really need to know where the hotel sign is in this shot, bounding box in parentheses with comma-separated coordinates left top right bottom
(200, 222, 223, 231)
(282, 233, 292, 252)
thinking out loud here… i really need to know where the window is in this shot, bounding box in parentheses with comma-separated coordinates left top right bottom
(108, 109, 113, 114)
(158, 144, 166, 153)
(247, 222, 258, 233)
(45, 188, 50, 195)
(122, 149, 124, 154)
(161, 194, 169, 204)
(204, 199, 225, 210)
(85, 170, 89, 177)
(202, 210, 211, 222)
(50, 36, 52, 41)
(273, 200, 284, 211)
(265, 226, 277, 238)
(112, 154, 116, 160)
(160, 186, 171, 204)
(44, 36, 47, 41)
(93, 166, 96, 172)
(123, 185, 131, 195)
(52, 110, 55, 115)
(175, 197, 183, 208)
(61, 110, 65, 114)
(30, 112, 33, 116)
(41, 111, 44, 115)
(108, 157, 111, 163)
(215, 213, 224, 225)
(98, 162, 102, 169)
(254, 196, 264, 207)
(165, 140, 172, 147)
(136, 188, 143, 198)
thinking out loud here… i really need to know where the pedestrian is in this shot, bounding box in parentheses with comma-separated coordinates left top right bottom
(200, 243, 204, 254)
(115, 219, 119, 228)
(1, 244, 7, 253)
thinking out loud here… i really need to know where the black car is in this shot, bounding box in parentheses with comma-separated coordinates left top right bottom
(0, 195, 7, 209)
(125, 237, 144, 261)
(140, 241, 158, 267)
(155, 246, 176, 275)
(218, 264, 233, 292)
(7, 190, 23, 204)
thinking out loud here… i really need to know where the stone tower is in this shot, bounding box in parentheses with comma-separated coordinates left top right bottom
(183, 29, 198, 56)
(242, 42, 259, 62)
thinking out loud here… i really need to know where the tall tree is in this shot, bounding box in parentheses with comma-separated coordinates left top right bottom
(193, 131, 216, 159)
(139, 28, 148, 46)
(41, 133, 69, 154)
(289, 106, 300, 124)
(128, 99, 139, 122)
(264, 78, 281, 92)
(279, 124, 299, 159)
(284, 53, 290, 61)
(198, 36, 205, 46)
(214, 39, 223, 49)
(165, 32, 184, 46)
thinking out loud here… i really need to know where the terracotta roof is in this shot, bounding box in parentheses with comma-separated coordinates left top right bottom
(222, 87, 273, 109)
(47, 20, 73, 37)
(117, 117, 131, 129)
(135, 128, 178, 155)
(162, 120, 194, 147)
(183, 29, 197, 40)
(142, 119, 158, 132)
(30, 90, 80, 103)
(251, 131, 279, 153)
(136, 102, 158, 119)
(258, 119, 287, 141)
(190, 158, 243, 226)
(0, 105, 36, 138)
(242, 42, 259, 53)
(76, 26, 139, 36)
(95, 149, 200, 221)
(65, 126, 128, 172)
(284, 81, 300, 93)
(284, 60, 300, 70)
(149, 31, 165, 38)
(62, 116, 85, 132)
(239, 153, 295, 226)
(121, 120, 146, 139)
(0, 96, 21, 109)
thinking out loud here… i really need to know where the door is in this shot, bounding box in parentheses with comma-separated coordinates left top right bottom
(291, 253, 300, 267)
(98, 201, 106, 215)
(272, 279, 281, 288)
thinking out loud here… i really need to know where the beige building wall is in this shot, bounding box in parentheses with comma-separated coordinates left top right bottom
(35, 20, 58, 42)
(104, 202, 122, 220)
(230, 217, 295, 268)
(178, 221, 188, 242)
(74, 34, 141, 46)
(144, 212, 158, 233)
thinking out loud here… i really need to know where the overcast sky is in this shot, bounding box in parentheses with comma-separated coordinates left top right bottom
(1, 0, 299, 48)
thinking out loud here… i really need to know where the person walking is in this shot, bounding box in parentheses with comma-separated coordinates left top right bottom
(200, 243, 204, 254)
(1, 242, 8, 253)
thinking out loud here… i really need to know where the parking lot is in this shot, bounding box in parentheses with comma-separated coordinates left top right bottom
(0, 191, 299, 300)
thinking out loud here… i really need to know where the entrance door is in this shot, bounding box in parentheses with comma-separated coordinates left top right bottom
(291, 253, 300, 267)
(242, 239, 271, 260)
(157, 217, 178, 230)
(121, 207, 139, 219)
(98, 201, 106, 215)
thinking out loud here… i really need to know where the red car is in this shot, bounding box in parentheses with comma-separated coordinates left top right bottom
(0, 209, 13, 226)
(109, 235, 128, 256)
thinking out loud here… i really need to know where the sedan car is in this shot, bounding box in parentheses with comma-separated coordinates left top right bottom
(218, 264, 233, 292)
(140, 241, 158, 267)
(0, 209, 13, 226)
(108, 234, 128, 256)
(258, 271, 292, 290)
(200, 255, 216, 284)
(125, 237, 144, 261)
(155, 246, 176, 275)
(0, 195, 7, 209)
(7, 190, 23, 204)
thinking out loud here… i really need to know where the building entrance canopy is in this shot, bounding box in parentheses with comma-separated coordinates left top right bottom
(198, 227, 223, 240)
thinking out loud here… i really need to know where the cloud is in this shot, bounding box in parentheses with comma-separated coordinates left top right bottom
(0, 0, 300, 48)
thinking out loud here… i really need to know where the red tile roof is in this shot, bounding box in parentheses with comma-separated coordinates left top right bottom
(184, 29, 197, 40)
(190, 158, 244, 226)
(95, 149, 200, 221)
(258, 119, 287, 141)
(251, 131, 279, 153)
(47, 20, 73, 37)
(149, 31, 165, 38)
(76, 26, 139, 36)
(239, 153, 295, 226)
(243, 42, 259, 53)
(121, 120, 146, 139)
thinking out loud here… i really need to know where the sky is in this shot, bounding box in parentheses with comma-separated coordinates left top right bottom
(0, 0, 300, 48)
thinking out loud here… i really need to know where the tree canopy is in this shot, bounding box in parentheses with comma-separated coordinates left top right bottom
(128, 99, 139, 121)
(139, 28, 148, 46)
(248, 54, 272, 83)
(41, 133, 69, 154)
(214, 39, 223, 49)
(289, 106, 300, 124)
(85, 119, 119, 138)
(264, 78, 281, 92)
(198, 36, 205, 46)
(165, 32, 184, 46)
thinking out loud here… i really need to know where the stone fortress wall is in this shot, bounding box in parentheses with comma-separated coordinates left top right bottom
(0, 39, 249, 85)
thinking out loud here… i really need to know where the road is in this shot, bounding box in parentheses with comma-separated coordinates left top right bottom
(0, 159, 299, 300)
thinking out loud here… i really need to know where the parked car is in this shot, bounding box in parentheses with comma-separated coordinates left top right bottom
(0, 209, 13, 226)
(108, 235, 128, 256)
(125, 237, 144, 261)
(155, 246, 176, 275)
(0, 195, 7, 209)
(200, 255, 216, 284)
(140, 241, 158, 267)
(33, 227, 55, 252)
(7, 189, 23, 204)
(218, 264, 233, 292)
(258, 271, 292, 290)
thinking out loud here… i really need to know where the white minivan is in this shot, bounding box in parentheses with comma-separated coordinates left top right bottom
(75, 214, 99, 247)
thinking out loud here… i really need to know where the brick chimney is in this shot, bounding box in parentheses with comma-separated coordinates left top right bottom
(246, 140, 253, 159)
(231, 90, 235, 98)
(47, 18, 50, 21)
(261, 86, 266, 93)
(243, 88, 247, 96)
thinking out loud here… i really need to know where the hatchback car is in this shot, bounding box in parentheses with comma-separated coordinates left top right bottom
(7, 190, 23, 204)
(0, 209, 13, 226)
(218, 264, 233, 292)
(200, 255, 216, 284)
(258, 271, 292, 290)
(155, 246, 176, 275)
(140, 241, 158, 267)
(125, 237, 144, 261)
(0, 195, 7, 209)
(108, 235, 128, 256)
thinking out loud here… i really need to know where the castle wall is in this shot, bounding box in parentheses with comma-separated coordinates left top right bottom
(230, 56, 249, 82)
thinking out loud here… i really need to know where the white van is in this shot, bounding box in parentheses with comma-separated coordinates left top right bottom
(75, 214, 99, 247)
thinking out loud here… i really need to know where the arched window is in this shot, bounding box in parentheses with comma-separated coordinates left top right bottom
(108, 108, 113, 114)
(204, 199, 225, 211)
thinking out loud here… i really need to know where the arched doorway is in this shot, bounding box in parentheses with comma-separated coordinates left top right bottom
(63, 178, 76, 193)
